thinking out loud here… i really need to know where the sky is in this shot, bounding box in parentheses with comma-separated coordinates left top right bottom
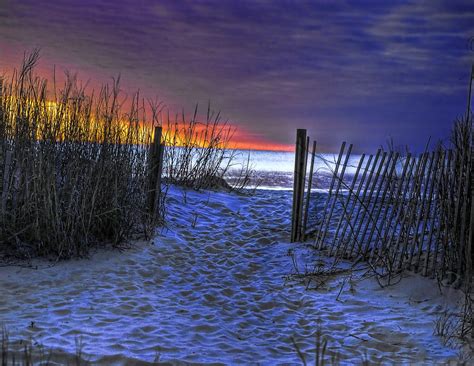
(0, 0, 473, 152)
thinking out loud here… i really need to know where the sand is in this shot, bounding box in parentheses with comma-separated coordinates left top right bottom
(0, 187, 469, 365)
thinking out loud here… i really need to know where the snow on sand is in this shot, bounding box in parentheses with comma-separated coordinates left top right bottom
(0, 187, 466, 364)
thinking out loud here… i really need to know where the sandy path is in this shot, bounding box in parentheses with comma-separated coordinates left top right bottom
(0, 187, 465, 365)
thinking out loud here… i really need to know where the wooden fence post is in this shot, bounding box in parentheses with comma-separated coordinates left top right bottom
(291, 129, 307, 242)
(300, 135, 310, 240)
(302, 140, 317, 240)
(148, 126, 164, 220)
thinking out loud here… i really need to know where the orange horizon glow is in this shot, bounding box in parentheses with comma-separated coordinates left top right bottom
(229, 142, 294, 152)
(159, 122, 294, 152)
(160, 120, 295, 152)
(1, 94, 294, 152)
(223, 126, 293, 152)
(158, 120, 293, 152)
(0, 54, 294, 153)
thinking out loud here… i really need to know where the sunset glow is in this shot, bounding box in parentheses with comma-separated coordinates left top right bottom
(1, 63, 292, 151)
(1, 89, 291, 151)
(1, 2, 472, 152)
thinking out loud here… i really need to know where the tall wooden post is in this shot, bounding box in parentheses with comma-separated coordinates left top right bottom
(302, 140, 317, 241)
(300, 136, 310, 239)
(291, 129, 307, 242)
(148, 126, 164, 220)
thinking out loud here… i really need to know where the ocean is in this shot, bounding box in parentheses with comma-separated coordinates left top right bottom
(226, 149, 365, 191)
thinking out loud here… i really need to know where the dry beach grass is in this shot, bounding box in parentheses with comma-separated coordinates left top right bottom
(0, 51, 154, 260)
(0, 51, 255, 261)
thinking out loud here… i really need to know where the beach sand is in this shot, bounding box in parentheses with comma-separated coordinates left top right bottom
(0, 187, 468, 365)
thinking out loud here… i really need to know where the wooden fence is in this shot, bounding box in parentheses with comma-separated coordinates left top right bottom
(291, 136, 473, 284)
(291, 68, 473, 284)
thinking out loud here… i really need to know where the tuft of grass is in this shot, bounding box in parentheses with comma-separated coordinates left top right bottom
(291, 327, 335, 366)
(0, 50, 157, 260)
(1, 326, 90, 366)
(162, 103, 256, 192)
(435, 284, 473, 351)
(0, 327, 170, 365)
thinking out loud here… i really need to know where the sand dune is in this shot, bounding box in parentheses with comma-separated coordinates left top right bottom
(0, 187, 467, 364)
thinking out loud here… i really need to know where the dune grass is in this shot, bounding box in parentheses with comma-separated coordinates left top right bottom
(162, 104, 256, 192)
(0, 50, 256, 260)
(1, 327, 89, 366)
(0, 51, 155, 260)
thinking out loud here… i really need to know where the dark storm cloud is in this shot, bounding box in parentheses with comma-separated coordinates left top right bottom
(0, 0, 473, 151)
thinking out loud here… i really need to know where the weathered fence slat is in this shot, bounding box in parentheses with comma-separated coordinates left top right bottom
(302, 140, 317, 240)
(359, 151, 393, 257)
(330, 154, 366, 257)
(424, 150, 445, 276)
(317, 143, 352, 249)
(299, 136, 310, 240)
(148, 126, 164, 219)
(397, 152, 429, 270)
(316, 142, 346, 249)
(368, 152, 400, 261)
(353, 151, 387, 256)
(414, 150, 441, 272)
(439, 149, 454, 278)
(408, 152, 436, 270)
(380, 154, 412, 254)
(347, 150, 382, 257)
(339, 154, 373, 257)
(386, 157, 416, 265)
(291, 129, 307, 242)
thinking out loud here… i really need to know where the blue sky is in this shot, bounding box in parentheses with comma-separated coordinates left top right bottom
(0, 0, 473, 151)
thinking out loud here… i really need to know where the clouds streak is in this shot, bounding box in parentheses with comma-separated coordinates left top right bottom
(0, 0, 473, 151)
